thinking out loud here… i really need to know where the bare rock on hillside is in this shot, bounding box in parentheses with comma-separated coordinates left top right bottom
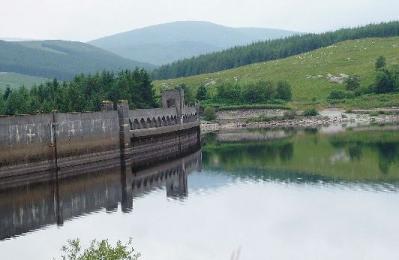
(326, 73, 349, 84)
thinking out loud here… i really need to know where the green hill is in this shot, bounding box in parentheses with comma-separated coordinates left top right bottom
(155, 37, 399, 109)
(153, 21, 399, 80)
(90, 21, 297, 65)
(0, 72, 49, 90)
(0, 40, 155, 80)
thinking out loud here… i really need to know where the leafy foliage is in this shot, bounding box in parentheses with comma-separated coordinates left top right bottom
(153, 21, 399, 79)
(204, 106, 216, 121)
(210, 80, 291, 105)
(374, 68, 397, 93)
(303, 108, 319, 117)
(0, 69, 155, 115)
(196, 85, 208, 101)
(345, 75, 360, 91)
(328, 90, 347, 100)
(373, 57, 399, 94)
(375, 56, 386, 70)
(55, 239, 140, 260)
(178, 83, 195, 105)
(276, 81, 293, 101)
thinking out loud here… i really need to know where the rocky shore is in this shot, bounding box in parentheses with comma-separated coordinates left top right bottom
(201, 108, 399, 133)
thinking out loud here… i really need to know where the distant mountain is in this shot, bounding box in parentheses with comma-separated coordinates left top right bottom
(0, 72, 48, 90)
(0, 40, 155, 80)
(89, 21, 298, 65)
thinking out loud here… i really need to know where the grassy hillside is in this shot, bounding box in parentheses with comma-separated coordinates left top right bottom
(90, 21, 297, 65)
(0, 40, 155, 80)
(155, 37, 399, 108)
(0, 72, 48, 90)
(153, 21, 399, 79)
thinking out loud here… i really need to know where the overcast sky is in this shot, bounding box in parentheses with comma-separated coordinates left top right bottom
(0, 0, 398, 42)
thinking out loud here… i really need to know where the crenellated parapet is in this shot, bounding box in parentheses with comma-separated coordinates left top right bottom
(127, 89, 199, 132)
(128, 108, 178, 130)
(127, 106, 199, 131)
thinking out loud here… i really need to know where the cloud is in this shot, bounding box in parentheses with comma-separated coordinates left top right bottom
(0, 0, 398, 41)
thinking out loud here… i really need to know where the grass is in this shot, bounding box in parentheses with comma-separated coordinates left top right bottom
(0, 72, 49, 90)
(155, 37, 399, 109)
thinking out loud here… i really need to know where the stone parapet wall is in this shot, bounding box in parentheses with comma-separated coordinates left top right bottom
(0, 109, 200, 182)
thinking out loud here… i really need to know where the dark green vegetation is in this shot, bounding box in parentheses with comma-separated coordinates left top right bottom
(177, 80, 292, 109)
(90, 21, 297, 65)
(55, 239, 140, 260)
(214, 80, 292, 104)
(154, 21, 399, 79)
(156, 37, 399, 109)
(204, 106, 216, 121)
(203, 128, 399, 180)
(0, 40, 154, 80)
(328, 57, 399, 102)
(303, 108, 319, 116)
(0, 69, 155, 115)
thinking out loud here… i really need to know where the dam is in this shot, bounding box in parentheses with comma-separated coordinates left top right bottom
(0, 89, 201, 188)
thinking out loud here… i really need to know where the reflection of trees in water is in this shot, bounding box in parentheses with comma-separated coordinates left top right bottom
(203, 140, 294, 167)
(304, 128, 319, 145)
(279, 143, 294, 162)
(330, 137, 399, 175)
(205, 131, 399, 176)
(376, 143, 399, 175)
(348, 144, 363, 161)
(330, 141, 365, 162)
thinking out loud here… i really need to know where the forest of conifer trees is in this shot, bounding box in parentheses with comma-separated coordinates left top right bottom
(0, 69, 155, 115)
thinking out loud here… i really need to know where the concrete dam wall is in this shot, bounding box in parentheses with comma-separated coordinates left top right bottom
(0, 89, 201, 186)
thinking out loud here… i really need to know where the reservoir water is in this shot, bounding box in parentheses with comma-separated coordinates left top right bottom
(1, 126, 399, 260)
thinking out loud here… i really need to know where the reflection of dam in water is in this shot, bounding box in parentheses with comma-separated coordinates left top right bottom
(0, 151, 202, 240)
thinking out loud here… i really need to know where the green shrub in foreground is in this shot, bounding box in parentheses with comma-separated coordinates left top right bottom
(55, 239, 140, 260)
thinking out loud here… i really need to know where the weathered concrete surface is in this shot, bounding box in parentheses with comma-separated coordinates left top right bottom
(0, 114, 53, 168)
(0, 91, 201, 183)
(127, 126, 200, 169)
(55, 111, 120, 157)
(0, 111, 122, 179)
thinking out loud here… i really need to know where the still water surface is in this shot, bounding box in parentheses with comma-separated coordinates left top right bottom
(1, 126, 399, 259)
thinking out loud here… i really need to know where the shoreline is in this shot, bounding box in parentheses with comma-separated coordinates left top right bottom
(201, 108, 399, 133)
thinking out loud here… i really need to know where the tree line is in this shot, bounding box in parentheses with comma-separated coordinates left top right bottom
(179, 80, 292, 106)
(153, 21, 399, 79)
(0, 69, 155, 115)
